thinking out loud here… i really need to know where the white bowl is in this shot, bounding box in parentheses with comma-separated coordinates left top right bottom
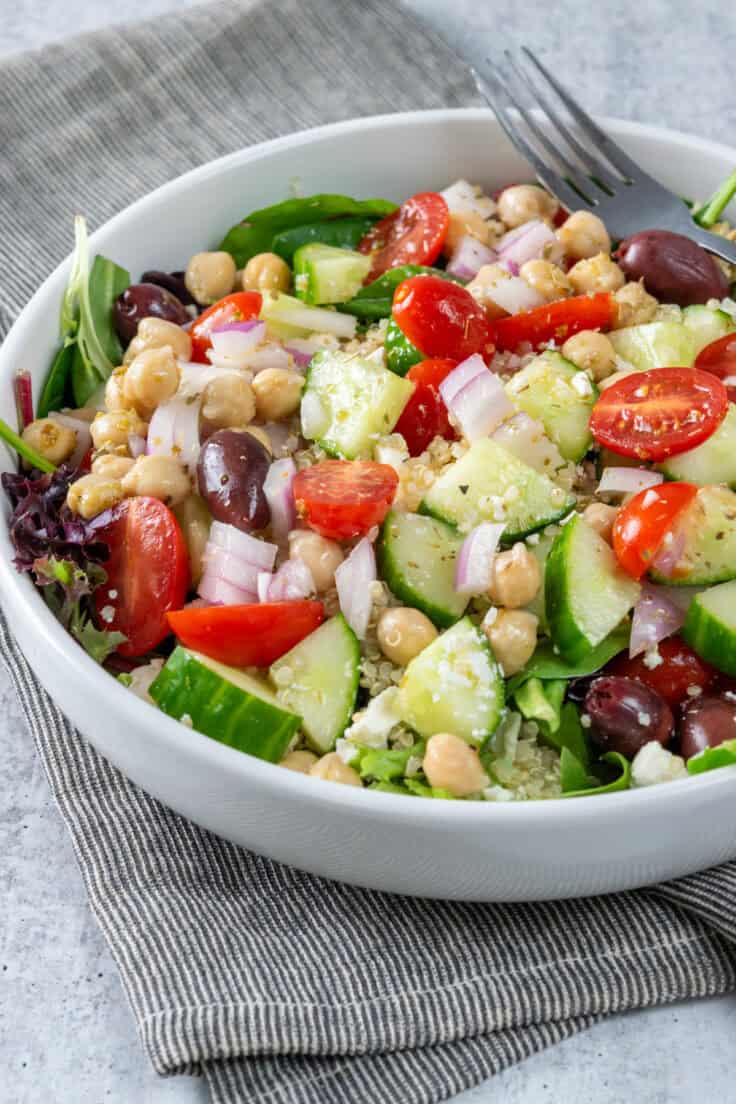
(2, 109, 736, 902)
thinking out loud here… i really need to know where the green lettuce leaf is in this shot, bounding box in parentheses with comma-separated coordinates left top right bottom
(562, 751, 631, 798)
(513, 677, 566, 733)
(506, 629, 630, 696)
(686, 739, 736, 775)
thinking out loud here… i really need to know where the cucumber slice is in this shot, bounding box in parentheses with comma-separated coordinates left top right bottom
(270, 614, 360, 754)
(682, 305, 735, 356)
(293, 243, 371, 305)
(545, 515, 640, 663)
(377, 510, 469, 628)
(260, 292, 357, 339)
(505, 351, 597, 462)
(658, 404, 736, 486)
(649, 485, 736, 586)
(420, 438, 575, 542)
(398, 617, 503, 745)
(302, 349, 414, 458)
(682, 580, 736, 675)
(609, 321, 695, 371)
(385, 318, 423, 376)
(149, 647, 301, 762)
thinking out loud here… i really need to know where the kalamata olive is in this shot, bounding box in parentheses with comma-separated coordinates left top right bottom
(616, 230, 729, 307)
(678, 695, 736, 760)
(113, 283, 190, 345)
(197, 429, 270, 532)
(584, 675, 674, 758)
(140, 270, 197, 308)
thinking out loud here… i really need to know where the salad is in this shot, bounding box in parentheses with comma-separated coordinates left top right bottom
(5, 170, 736, 803)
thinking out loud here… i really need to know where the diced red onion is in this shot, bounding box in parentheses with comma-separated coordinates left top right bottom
(245, 344, 291, 374)
(440, 357, 513, 441)
(485, 276, 545, 316)
(198, 571, 256, 606)
(209, 321, 266, 360)
(208, 521, 277, 571)
(14, 370, 34, 430)
(650, 526, 687, 577)
(178, 361, 241, 398)
(264, 557, 315, 601)
(146, 395, 201, 472)
(212, 320, 263, 334)
(202, 541, 264, 593)
(49, 412, 93, 468)
(597, 468, 663, 495)
(335, 537, 376, 639)
(454, 523, 506, 595)
(263, 458, 296, 545)
(146, 400, 176, 456)
(497, 220, 558, 268)
(128, 433, 147, 459)
(257, 571, 272, 603)
(446, 235, 497, 281)
(438, 354, 487, 405)
(284, 337, 323, 370)
(629, 584, 686, 658)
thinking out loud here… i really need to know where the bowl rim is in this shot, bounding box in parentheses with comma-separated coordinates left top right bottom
(2, 106, 735, 827)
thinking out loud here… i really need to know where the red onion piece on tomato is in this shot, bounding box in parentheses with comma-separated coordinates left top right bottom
(597, 468, 663, 495)
(335, 537, 376, 639)
(650, 526, 687, 578)
(438, 354, 487, 405)
(209, 321, 266, 361)
(629, 584, 686, 658)
(454, 522, 506, 595)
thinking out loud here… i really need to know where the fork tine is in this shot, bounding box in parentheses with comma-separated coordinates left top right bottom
(522, 48, 643, 183)
(471, 66, 590, 214)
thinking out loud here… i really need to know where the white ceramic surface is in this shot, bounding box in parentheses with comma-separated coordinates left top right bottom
(2, 109, 735, 902)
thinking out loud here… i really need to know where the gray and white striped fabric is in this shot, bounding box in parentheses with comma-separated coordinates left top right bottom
(1, 3, 735, 1101)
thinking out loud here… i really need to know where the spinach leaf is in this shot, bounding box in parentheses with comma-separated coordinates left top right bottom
(72, 251, 129, 406)
(506, 630, 629, 696)
(219, 194, 397, 268)
(686, 738, 736, 775)
(385, 318, 423, 376)
(37, 342, 75, 419)
(552, 702, 590, 764)
(560, 746, 591, 793)
(340, 265, 463, 321)
(693, 167, 736, 228)
(87, 255, 128, 366)
(272, 217, 375, 263)
(562, 751, 631, 798)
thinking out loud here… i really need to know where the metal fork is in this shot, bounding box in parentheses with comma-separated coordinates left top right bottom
(472, 48, 736, 265)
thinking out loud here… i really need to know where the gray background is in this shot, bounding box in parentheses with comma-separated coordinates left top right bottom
(1, 1, 735, 1102)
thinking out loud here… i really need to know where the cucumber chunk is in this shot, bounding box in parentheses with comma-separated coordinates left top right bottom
(293, 243, 371, 305)
(682, 580, 736, 675)
(398, 617, 503, 745)
(149, 647, 301, 762)
(609, 321, 695, 371)
(545, 515, 640, 663)
(658, 405, 736, 486)
(420, 438, 574, 541)
(682, 305, 735, 356)
(302, 349, 414, 458)
(505, 351, 597, 462)
(649, 485, 736, 586)
(377, 510, 469, 628)
(270, 614, 360, 754)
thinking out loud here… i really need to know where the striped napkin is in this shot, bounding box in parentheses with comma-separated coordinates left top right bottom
(1, 2, 735, 1101)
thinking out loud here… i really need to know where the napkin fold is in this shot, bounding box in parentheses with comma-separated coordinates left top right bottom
(1, 2, 735, 1102)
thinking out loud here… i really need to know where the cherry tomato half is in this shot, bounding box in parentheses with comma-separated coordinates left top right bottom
(393, 358, 458, 457)
(358, 192, 449, 281)
(293, 461, 399, 541)
(167, 601, 324, 668)
(93, 497, 190, 656)
(590, 367, 729, 462)
(190, 291, 262, 363)
(392, 275, 494, 362)
(694, 333, 736, 403)
(607, 636, 715, 707)
(489, 292, 614, 352)
(612, 482, 698, 579)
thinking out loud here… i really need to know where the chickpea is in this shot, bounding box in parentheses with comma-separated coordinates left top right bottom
(173, 494, 211, 585)
(121, 454, 191, 507)
(252, 368, 304, 422)
(185, 251, 237, 305)
(124, 316, 192, 365)
(497, 184, 557, 228)
(91, 454, 136, 480)
(562, 330, 617, 381)
(611, 281, 658, 329)
(244, 425, 273, 454)
(485, 609, 539, 676)
(423, 733, 489, 798)
(123, 346, 180, 417)
(90, 410, 148, 452)
(105, 369, 128, 412)
(466, 263, 512, 320)
(444, 209, 492, 253)
(309, 752, 362, 786)
(280, 749, 318, 773)
(556, 211, 611, 261)
(22, 418, 76, 465)
(288, 530, 344, 592)
(242, 252, 291, 294)
(66, 474, 125, 519)
(520, 259, 572, 302)
(201, 373, 256, 430)
(376, 607, 438, 666)
(583, 503, 618, 543)
(487, 543, 541, 608)
(567, 253, 625, 296)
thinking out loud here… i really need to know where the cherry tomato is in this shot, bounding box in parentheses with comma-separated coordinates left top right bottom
(358, 192, 449, 281)
(694, 333, 736, 403)
(167, 601, 324, 668)
(190, 291, 262, 363)
(489, 292, 614, 352)
(293, 461, 398, 540)
(607, 636, 715, 707)
(93, 497, 190, 657)
(394, 358, 458, 456)
(392, 275, 494, 362)
(612, 482, 698, 579)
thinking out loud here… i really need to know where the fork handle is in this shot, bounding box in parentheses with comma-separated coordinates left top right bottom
(688, 224, 736, 268)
